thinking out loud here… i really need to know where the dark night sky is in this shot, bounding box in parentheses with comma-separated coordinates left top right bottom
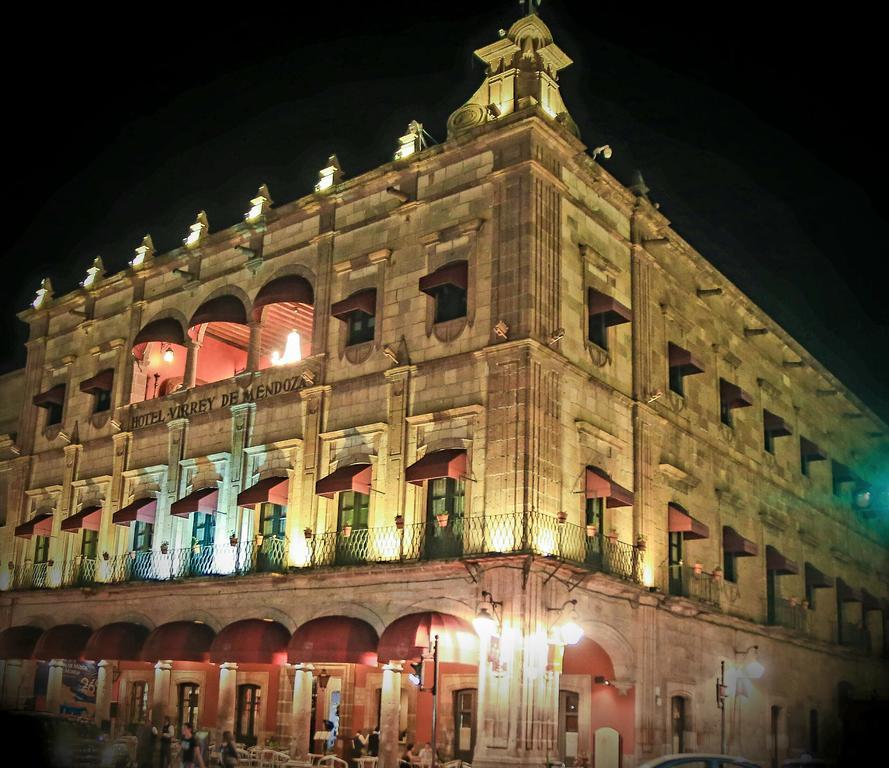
(2, 2, 886, 422)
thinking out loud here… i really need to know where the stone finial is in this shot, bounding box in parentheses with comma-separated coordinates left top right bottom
(32, 277, 53, 309)
(314, 156, 342, 193)
(80, 256, 106, 289)
(447, 10, 576, 139)
(245, 184, 273, 222)
(131, 235, 155, 270)
(394, 122, 425, 161)
(184, 211, 209, 248)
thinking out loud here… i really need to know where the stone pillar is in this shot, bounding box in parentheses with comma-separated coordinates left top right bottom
(1, 658, 22, 709)
(151, 660, 173, 726)
(379, 662, 402, 768)
(45, 659, 65, 714)
(95, 660, 115, 726)
(183, 339, 202, 389)
(290, 663, 314, 758)
(246, 321, 263, 372)
(217, 662, 238, 738)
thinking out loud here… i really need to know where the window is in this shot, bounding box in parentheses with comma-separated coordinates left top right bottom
(806, 579, 816, 610)
(671, 695, 687, 753)
(332, 289, 377, 347)
(832, 460, 855, 497)
(763, 410, 792, 455)
(724, 550, 737, 583)
(128, 681, 149, 725)
(259, 503, 286, 539)
(236, 684, 261, 746)
(34, 535, 50, 564)
(33, 384, 66, 427)
(585, 496, 604, 532)
(719, 379, 752, 428)
(133, 521, 154, 552)
(588, 311, 608, 349)
(191, 512, 216, 548)
(668, 343, 704, 398)
(347, 311, 375, 345)
(177, 682, 200, 730)
(428, 477, 465, 519)
(338, 491, 370, 533)
(433, 283, 467, 323)
(419, 261, 468, 324)
(587, 288, 631, 351)
(94, 388, 112, 413)
(668, 532, 683, 596)
(766, 569, 777, 624)
(46, 401, 64, 426)
(81, 529, 99, 560)
(764, 430, 775, 454)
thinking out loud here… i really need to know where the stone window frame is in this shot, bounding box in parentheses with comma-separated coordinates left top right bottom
(580, 244, 625, 369)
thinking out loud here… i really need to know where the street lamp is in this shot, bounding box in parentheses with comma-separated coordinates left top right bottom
(718, 645, 765, 753)
(547, 598, 584, 646)
(473, 590, 502, 639)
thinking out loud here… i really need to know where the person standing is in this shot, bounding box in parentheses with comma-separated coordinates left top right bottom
(220, 731, 239, 767)
(136, 720, 158, 768)
(368, 727, 380, 757)
(159, 717, 174, 768)
(180, 722, 205, 768)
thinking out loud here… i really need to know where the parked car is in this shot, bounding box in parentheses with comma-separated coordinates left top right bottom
(639, 755, 762, 768)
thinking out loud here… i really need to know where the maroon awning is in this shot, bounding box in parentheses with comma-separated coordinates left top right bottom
(763, 410, 792, 437)
(331, 289, 377, 320)
(723, 526, 758, 557)
(288, 616, 379, 666)
(210, 619, 290, 665)
(0, 626, 43, 660)
(237, 476, 290, 507)
(33, 384, 66, 408)
(170, 487, 219, 518)
(832, 461, 857, 484)
(587, 289, 632, 326)
(83, 623, 150, 661)
(315, 463, 372, 499)
(836, 578, 862, 603)
(377, 611, 478, 665)
(584, 467, 634, 508)
(112, 498, 157, 527)
(14, 512, 53, 539)
(766, 545, 799, 575)
(133, 317, 186, 347)
(862, 589, 882, 613)
(190, 295, 248, 328)
(61, 505, 103, 533)
(419, 261, 468, 295)
(805, 562, 833, 590)
(252, 275, 314, 320)
(79, 369, 114, 395)
(668, 342, 705, 375)
(405, 449, 467, 486)
(800, 437, 828, 462)
(667, 503, 709, 540)
(719, 379, 753, 410)
(32, 624, 92, 661)
(141, 621, 216, 663)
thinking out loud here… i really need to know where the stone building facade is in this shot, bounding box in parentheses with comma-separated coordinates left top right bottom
(1, 11, 887, 768)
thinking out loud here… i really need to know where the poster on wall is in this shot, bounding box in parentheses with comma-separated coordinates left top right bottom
(34, 661, 98, 718)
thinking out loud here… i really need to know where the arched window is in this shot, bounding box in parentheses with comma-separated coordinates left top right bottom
(130, 317, 188, 403)
(236, 684, 261, 746)
(177, 682, 200, 730)
(188, 295, 249, 386)
(671, 695, 689, 753)
(252, 275, 315, 369)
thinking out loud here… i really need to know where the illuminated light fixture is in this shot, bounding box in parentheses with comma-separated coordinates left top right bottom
(408, 659, 424, 687)
(32, 277, 54, 310)
(854, 487, 872, 509)
(394, 120, 425, 161)
(245, 184, 273, 223)
(548, 598, 583, 646)
(184, 211, 209, 248)
(314, 155, 342, 193)
(473, 590, 502, 639)
(130, 235, 155, 270)
(271, 330, 302, 366)
(80, 256, 106, 289)
(743, 646, 764, 680)
(591, 144, 613, 161)
(162, 346, 175, 364)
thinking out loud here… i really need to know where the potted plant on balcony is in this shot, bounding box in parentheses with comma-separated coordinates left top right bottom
(605, 527, 618, 541)
(436, 512, 449, 528)
(303, 527, 313, 540)
(712, 566, 723, 581)
(636, 535, 647, 551)
(341, 522, 353, 538)
(693, 561, 703, 575)
(395, 514, 405, 530)
(159, 542, 169, 555)
(7, 561, 13, 571)
(585, 523, 598, 538)
(47, 559, 54, 567)
(557, 511, 568, 524)
(102, 551, 111, 561)
(229, 532, 238, 547)
(191, 539, 201, 555)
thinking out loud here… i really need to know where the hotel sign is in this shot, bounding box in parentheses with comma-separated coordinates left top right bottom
(128, 372, 309, 430)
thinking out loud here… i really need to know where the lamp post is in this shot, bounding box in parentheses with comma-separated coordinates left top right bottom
(716, 660, 727, 754)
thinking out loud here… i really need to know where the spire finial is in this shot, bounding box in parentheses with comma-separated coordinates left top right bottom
(520, 0, 542, 16)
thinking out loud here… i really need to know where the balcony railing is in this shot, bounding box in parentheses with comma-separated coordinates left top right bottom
(837, 622, 870, 652)
(3, 512, 644, 592)
(662, 564, 722, 607)
(765, 597, 810, 633)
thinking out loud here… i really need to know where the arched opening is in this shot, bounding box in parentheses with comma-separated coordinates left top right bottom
(252, 275, 315, 369)
(130, 317, 188, 403)
(188, 295, 250, 387)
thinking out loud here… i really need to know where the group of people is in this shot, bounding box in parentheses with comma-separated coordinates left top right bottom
(137, 718, 240, 768)
(351, 726, 380, 756)
(399, 741, 435, 767)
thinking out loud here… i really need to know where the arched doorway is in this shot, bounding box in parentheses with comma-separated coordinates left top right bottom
(252, 275, 315, 368)
(130, 317, 188, 403)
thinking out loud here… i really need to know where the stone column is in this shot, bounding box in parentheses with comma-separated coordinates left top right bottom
(95, 660, 115, 726)
(217, 662, 238, 738)
(183, 339, 202, 389)
(379, 662, 402, 768)
(45, 659, 65, 714)
(1, 659, 22, 709)
(290, 663, 314, 758)
(246, 321, 263, 372)
(152, 660, 173, 726)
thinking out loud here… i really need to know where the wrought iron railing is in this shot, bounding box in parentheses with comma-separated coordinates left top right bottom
(765, 597, 809, 633)
(837, 622, 870, 652)
(662, 564, 722, 606)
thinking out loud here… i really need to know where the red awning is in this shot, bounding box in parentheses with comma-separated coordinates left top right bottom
(315, 463, 372, 499)
(836, 579, 862, 603)
(0, 626, 43, 660)
(112, 498, 157, 527)
(668, 343, 705, 375)
(719, 379, 753, 410)
(723, 526, 758, 557)
(83, 623, 150, 661)
(331, 289, 377, 320)
(170, 487, 219, 518)
(584, 467, 634, 508)
(587, 289, 632, 326)
(190, 295, 248, 328)
(378, 612, 478, 665)
(766, 545, 799, 575)
(133, 317, 186, 347)
(800, 437, 828, 462)
(805, 562, 833, 590)
(61, 505, 103, 533)
(210, 619, 290, 665)
(141, 621, 216, 663)
(14, 512, 53, 540)
(252, 275, 314, 320)
(419, 261, 468, 295)
(238, 476, 290, 507)
(288, 616, 379, 666)
(405, 449, 467, 486)
(862, 589, 882, 613)
(763, 410, 792, 437)
(79, 369, 114, 395)
(32, 624, 92, 661)
(667, 503, 709, 540)
(33, 384, 66, 408)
